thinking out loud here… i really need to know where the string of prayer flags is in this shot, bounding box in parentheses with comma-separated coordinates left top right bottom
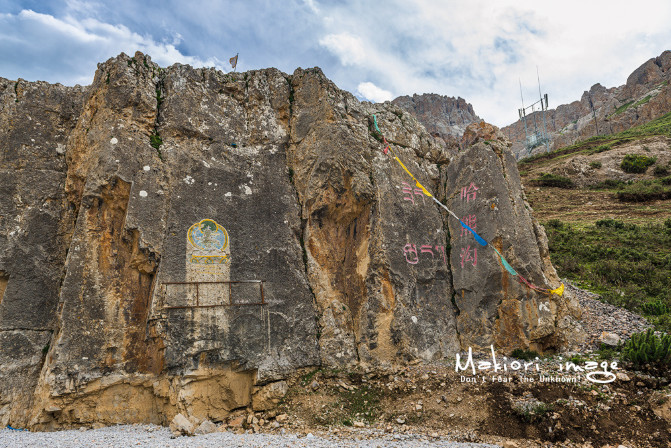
(372, 114, 564, 296)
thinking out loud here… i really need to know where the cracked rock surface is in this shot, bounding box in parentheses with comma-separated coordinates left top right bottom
(1, 51, 579, 429)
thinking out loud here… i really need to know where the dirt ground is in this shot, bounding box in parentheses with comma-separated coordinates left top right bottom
(272, 361, 671, 448)
(521, 187, 671, 224)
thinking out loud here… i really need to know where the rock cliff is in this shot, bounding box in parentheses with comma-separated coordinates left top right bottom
(0, 52, 580, 429)
(392, 94, 481, 148)
(502, 50, 671, 158)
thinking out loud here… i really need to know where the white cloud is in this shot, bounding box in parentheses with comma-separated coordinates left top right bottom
(0, 9, 224, 85)
(357, 82, 393, 102)
(319, 33, 367, 66)
(19, 10, 99, 43)
(303, 0, 320, 14)
(316, 1, 671, 126)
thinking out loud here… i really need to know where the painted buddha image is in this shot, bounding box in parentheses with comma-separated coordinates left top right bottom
(187, 219, 229, 264)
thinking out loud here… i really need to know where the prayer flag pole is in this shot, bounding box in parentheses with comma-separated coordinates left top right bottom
(229, 53, 239, 72)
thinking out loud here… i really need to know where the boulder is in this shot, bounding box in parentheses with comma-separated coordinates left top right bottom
(600, 331, 621, 347)
(227, 415, 245, 428)
(194, 420, 217, 435)
(170, 413, 194, 436)
(616, 372, 631, 382)
(445, 124, 581, 350)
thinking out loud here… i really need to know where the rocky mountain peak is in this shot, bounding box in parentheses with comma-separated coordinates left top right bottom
(392, 93, 481, 147)
(624, 50, 671, 98)
(502, 50, 671, 158)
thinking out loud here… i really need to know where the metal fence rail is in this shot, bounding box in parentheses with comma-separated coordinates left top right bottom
(162, 280, 265, 309)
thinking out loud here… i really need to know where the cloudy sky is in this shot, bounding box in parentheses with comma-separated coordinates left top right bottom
(1, 0, 670, 126)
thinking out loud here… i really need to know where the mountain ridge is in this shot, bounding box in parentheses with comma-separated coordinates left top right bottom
(501, 50, 671, 158)
(392, 93, 482, 148)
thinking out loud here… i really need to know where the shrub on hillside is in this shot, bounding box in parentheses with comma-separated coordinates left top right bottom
(641, 300, 669, 316)
(533, 173, 574, 188)
(546, 219, 563, 229)
(620, 154, 656, 173)
(596, 218, 625, 229)
(649, 314, 671, 334)
(589, 161, 602, 169)
(654, 165, 670, 177)
(621, 329, 671, 374)
(616, 180, 671, 202)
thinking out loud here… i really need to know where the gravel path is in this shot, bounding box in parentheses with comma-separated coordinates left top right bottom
(0, 425, 500, 448)
(565, 280, 651, 351)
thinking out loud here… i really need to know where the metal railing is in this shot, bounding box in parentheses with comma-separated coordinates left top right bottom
(162, 280, 265, 309)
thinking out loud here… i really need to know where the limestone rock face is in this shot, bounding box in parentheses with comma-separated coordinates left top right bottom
(502, 50, 671, 158)
(445, 123, 581, 351)
(0, 76, 87, 427)
(287, 69, 458, 367)
(0, 52, 577, 429)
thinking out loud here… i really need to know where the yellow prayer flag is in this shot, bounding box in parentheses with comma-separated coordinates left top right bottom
(550, 283, 564, 297)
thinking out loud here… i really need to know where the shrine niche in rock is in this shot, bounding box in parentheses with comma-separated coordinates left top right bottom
(164, 218, 234, 308)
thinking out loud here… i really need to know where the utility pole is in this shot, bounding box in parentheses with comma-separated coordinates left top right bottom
(537, 67, 550, 153)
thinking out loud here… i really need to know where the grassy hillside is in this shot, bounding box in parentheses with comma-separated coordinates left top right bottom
(518, 112, 671, 332)
(544, 218, 671, 332)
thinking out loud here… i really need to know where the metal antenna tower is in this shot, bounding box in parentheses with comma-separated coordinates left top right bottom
(518, 68, 550, 155)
